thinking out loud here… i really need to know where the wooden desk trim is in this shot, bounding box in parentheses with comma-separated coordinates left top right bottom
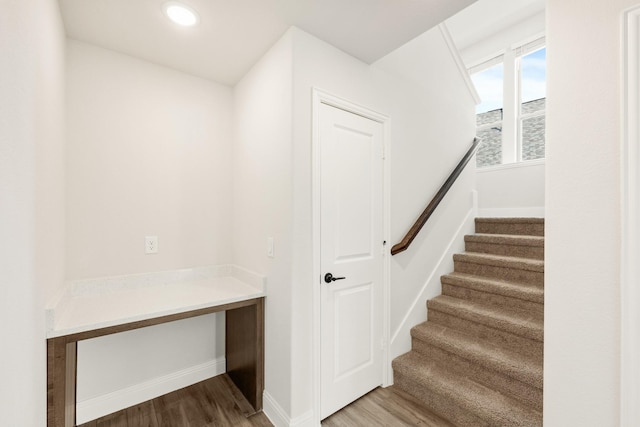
(47, 297, 265, 427)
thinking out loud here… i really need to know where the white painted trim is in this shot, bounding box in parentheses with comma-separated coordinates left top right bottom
(621, 6, 640, 426)
(476, 158, 545, 173)
(290, 412, 315, 427)
(477, 207, 545, 218)
(472, 189, 479, 217)
(438, 23, 481, 105)
(311, 88, 391, 425)
(263, 391, 289, 427)
(76, 357, 225, 424)
(389, 207, 475, 361)
(263, 391, 315, 427)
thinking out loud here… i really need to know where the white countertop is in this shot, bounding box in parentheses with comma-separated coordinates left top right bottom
(46, 265, 265, 339)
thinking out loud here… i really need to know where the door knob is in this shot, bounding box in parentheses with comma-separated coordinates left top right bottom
(324, 273, 346, 283)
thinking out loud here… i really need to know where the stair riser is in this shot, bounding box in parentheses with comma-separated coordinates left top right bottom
(393, 370, 490, 427)
(454, 260, 544, 287)
(428, 309, 543, 358)
(411, 338, 543, 411)
(441, 274, 544, 305)
(465, 241, 544, 260)
(475, 221, 544, 236)
(442, 283, 544, 315)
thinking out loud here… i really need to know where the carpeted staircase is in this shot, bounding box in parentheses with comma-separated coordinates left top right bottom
(392, 218, 544, 426)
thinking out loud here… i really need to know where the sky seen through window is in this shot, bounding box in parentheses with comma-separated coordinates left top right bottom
(472, 47, 546, 114)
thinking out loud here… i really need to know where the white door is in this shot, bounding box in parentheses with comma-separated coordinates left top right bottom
(319, 103, 384, 419)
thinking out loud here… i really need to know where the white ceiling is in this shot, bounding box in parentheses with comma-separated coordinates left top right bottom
(445, 0, 545, 51)
(58, 0, 476, 86)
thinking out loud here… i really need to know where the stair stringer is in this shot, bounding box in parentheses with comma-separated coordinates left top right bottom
(389, 208, 475, 373)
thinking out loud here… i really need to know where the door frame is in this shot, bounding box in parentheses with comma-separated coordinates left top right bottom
(311, 88, 391, 425)
(621, 5, 640, 426)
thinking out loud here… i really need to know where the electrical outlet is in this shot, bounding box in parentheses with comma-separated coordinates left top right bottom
(145, 236, 158, 254)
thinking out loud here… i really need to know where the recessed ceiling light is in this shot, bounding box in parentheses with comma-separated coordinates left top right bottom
(163, 2, 199, 27)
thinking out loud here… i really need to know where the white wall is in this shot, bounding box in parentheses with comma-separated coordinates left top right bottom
(233, 29, 295, 420)
(232, 25, 476, 424)
(66, 40, 233, 279)
(545, 0, 637, 425)
(373, 28, 479, 366)
(66, 40, 232, 421)
(477, 161, 545, 217)
(447, 1, 547, 219)
(289, 26, 477, 421)
(0, 0, 66, 424)
(459, 11, 545, 66)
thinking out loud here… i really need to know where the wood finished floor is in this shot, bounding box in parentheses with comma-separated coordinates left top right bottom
(78, 374, 271, 427)
(79, 374, 452, 427)
(321, 386, 454, 427)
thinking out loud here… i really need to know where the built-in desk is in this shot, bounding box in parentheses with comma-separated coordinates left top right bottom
(46, 266, 265, 427)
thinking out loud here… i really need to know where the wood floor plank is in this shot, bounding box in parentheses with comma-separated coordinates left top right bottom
(183, 379, 243, 426)
(321, 387, 453, 427)
(218, 373, 258, 417)
(379, 386, 455, 426)
(125, 401, 158, 427)
(154, 387, 189, 427)
(79, 375, 448, 427)
(246, 412, 274, 427)
(95, 410, 128, 427)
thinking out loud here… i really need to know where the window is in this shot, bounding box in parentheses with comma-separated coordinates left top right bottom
(473, 61, 504, 167)
(471, 38, 546, 168)
(520, 47, 546, 161)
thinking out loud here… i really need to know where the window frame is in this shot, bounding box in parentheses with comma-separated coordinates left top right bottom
(471, 36, 546, 167)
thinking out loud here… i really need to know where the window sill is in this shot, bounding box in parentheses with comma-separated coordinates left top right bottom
(476, 158, 545, 173)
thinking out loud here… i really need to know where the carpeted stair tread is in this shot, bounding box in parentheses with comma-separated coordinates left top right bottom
(465, 233, 544, 247)
(392, 217, 544, 425)
(411, 322, 542, 389)
(393, 351, 542, 426)
(475, 218, 544, 225)
(475, 218, 544, 236)
(427, 295, 543, 342)
(465, 233, 544, 260)
(441, 272, 544, 304)
(475, 217, 544, 237)
(454, 252, 544, 273)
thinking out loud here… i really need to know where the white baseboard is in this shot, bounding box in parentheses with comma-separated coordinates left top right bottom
(263, 391, 290, 427)
(290, 410, 315, 427)
(477, 206, 545, 218)
(389, 209, 475, 364)
(76, 357, 226, 424)
(263, 391, 315, 427)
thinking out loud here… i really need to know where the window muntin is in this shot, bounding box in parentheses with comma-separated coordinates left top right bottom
(472, 40, 546, 168)
(519, 47, 546, 161)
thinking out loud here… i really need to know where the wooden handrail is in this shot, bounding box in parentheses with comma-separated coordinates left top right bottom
(391, 137, 481, 256)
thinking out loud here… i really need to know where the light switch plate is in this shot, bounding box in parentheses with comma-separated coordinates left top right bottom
(267, 237, 274, 258)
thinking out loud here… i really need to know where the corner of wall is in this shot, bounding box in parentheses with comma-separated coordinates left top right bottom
(438, 23, 480, 105)
(263, 391, 314, 427)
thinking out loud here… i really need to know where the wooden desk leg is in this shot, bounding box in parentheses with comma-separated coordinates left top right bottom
(47, 338, 77, 427)
(225, 298, 264, 412)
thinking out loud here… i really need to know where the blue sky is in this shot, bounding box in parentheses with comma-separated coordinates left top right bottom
(472, 48, 546, 114)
